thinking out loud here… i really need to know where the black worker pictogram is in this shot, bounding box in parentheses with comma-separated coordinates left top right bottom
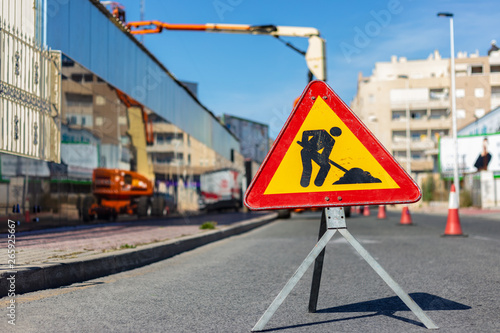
(297, 127, 342, 187)
(297, 126, 381, 187)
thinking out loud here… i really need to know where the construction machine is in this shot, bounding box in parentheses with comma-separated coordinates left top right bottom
(81, 90, 163, 222)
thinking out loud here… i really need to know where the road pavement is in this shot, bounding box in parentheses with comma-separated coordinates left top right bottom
(0, 211, 277, 296)
(1, 208, 499, 332)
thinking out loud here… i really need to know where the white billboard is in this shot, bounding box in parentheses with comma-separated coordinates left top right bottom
(440, 133, 500, 175)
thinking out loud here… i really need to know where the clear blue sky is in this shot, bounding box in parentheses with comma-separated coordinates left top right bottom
(117, 0, 499, 138)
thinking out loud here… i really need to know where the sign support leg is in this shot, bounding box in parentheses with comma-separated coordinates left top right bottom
(252, 228, 338, 332)
(337, 228, 438, 329)
(252, 207, 437, 331)
(308, 208, 327, 313)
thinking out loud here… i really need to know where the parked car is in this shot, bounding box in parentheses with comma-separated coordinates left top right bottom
(151, 193, 176, 216)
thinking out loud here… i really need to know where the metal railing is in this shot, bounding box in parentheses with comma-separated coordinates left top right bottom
(0, 18, 61, 162)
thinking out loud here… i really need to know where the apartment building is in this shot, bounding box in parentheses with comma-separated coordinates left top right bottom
(146, 117, 244, 211)
(147, 117, 244, 177)
(351, 45, 500, 175)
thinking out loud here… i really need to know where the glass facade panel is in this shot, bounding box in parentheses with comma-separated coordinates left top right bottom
(46, 0, 239, 160)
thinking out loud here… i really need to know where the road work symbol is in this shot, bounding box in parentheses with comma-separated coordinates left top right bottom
(297, 127, 381, 187)
(244, 80, 421, 210)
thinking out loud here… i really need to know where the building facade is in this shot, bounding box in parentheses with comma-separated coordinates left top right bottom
(351, 47, 500, 175)
(221, 114, 269, 164)
(0, 0, 244, 218)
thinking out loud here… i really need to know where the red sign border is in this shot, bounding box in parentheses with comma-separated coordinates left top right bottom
(244, 81, 421, 210)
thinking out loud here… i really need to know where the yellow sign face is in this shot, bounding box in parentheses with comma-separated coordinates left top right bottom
(264, 97, 400, 195)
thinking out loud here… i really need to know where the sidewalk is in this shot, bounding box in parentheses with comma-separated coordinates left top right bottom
(386, 202, 500, 217)
(0, 212, 278, 297)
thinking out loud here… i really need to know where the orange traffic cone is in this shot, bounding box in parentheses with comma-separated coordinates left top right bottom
(400, 206, 412, 225)
(363, 205, 370, 216)
(442, 184, 466, 237)
(377, 205, 387, 219)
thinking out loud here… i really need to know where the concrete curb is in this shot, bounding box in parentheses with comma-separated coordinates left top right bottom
(1, 213, 278, 297)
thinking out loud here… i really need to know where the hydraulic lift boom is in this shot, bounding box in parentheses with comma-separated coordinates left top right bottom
(125, 21, 327, 81)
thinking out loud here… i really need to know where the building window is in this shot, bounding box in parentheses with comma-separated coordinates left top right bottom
(392, 110, 406, 120)
(470, 65, 483, 75)
(411, 150, 425, 160)
(84, 74, 93, 82)
(411, 110, 426, 120)
(95, 95, 106, 105)
(491, 65, 500, 73)
(455, 89, 465, 98)
(118, 116, 128, 125)
(163, 132, 183, 144)
(392, 131, 406, 143)
(474, 88, 484, 98)
(457, 109, 466, 119)
(71, 74, 83, 82)
(431, 129, 449, 142)
(475, 108, 485, 118)
(491, 86, 500, 98)
(121, 136, 130, 145)
(429, 88, 448, 100)
(429, 109, 448, 119)
(392, 150, 406, 158)
(62, 56, 75, 67)
(66, 93, 93, 106)
(411, 130, 426, 141)
(155, 152, 181, 164)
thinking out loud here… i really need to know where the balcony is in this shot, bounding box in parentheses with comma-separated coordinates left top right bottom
(491, 96, 500, 109)
(392, 137, 436, 150)
(146, 139, 184, 153)
(390, 100, 430, 110)
(490, 73, 500, 85)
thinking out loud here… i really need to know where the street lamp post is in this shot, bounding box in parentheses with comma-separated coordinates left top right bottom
(405, 79, 411, 176)
(438, 12, 460, 200)
(397, 75, 411, 175)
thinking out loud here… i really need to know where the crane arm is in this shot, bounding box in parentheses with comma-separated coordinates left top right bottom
(125, 21, 327, 81)
(126, 22, 319, 37)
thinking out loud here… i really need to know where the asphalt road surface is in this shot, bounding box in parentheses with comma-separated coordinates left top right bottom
(1, 209, 499, 332)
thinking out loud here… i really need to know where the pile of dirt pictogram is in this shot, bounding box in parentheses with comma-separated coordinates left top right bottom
(333, 167, 381, 185)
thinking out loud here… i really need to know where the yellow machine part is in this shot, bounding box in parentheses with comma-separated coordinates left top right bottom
(126, 106, 155, 182)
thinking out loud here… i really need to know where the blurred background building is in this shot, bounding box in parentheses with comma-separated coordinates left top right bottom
(351, 46, 500, 176)
(0, 0, 245, 219)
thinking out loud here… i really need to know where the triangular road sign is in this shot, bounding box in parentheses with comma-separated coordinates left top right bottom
(245, 81, 421, 210)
